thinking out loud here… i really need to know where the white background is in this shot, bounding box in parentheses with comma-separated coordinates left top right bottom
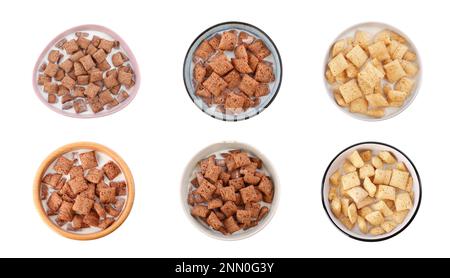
(0, 0, 446, 258)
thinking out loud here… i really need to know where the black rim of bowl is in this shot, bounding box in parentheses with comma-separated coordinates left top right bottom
(321, 141, 422, 242)
(183, 21, 283, 122)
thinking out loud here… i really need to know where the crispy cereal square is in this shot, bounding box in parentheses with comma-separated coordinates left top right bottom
(205, 164, 221, 183)
(207, 212, 223, 230)
(191, 205, 209, 218)
(93, 49, 107, 64)
(44, 62, 59, 77)
(219, 186, 237, 202)
(99, 187, 116, 204)
(98, 39, 114, 53)
(85, 168, 104, 184)
(368, 41, 390, 61)
(63, 39, 79, 54)
(202, 72, 227, 97)
(248, 39, 271, 60)
(239, 74, 259, 97)
(224, 217, 240, 234)
(258, 176, 273, 197)
(218, 30, 238, 51)
(255, 62, 274, 83)
(389, 169, 410, 190)
(209, 54, 233, 76)
(220, 201, 238, 217)
(58, 201, 74, 222)
(79, 55, 95, 71)
(79, 151, 98, 170)
(195, 40, 214, 60)
(236, 210, 252, 225)
(339, 79, 362, 103)
(224, 70, 241, 88)
(346, 45, 368, 68)
(102, 161, 121, 180)
(328, 53, 349, 76)
(72, 195, 95, 215)
(384, 59, 407, 83)
(47, 192, 63, 212)
(224, 92, 246, 110)
(53, 156, 74, 175)
(68, 176, 89, 194)
(239, 185, 258, 204)
(85, 83, 100, 98)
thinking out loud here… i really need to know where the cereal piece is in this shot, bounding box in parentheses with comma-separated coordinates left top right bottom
(117, 90, 129, 103)
(340, 198, 350, 217)
(191, 205, 209, 218)
(366, 94, 389, 108)
(202, 72, 227, 97)
(358, 62, 384, 88)
(342, 160, 356, 174)
(44, 62, 59, 77)
(400, 60, 419, 77)
(47, 192, 63, 212)
(341, 171, 360, 190)
(325, 68, 336, 84)
(403, 51, 417, 61)
(345, 186, 369, 204)
(193, 63, 207, 84)
(369, 227, 385, 236)
(58, 201, 74, 222)
(218, 31, 237, 51)
(98, 39, 114, 53)
(368, 41, 390, 61)
(388, 40, 408, 60)
(224, 92, 246, 110)
(339, 215, 355, 230)
(79, 151, 98, 170)
(328, 53, 349, 76)
(236, 210, 252, 225)
(328, 186, 337, 201)
(363, 177, 377, 197)
(334, 90, 347, 107)
(345, 64, 358, 79)
(395, 192, 413, 211)
(379, 151, 396, 164)
(72, 195, 95, 215)
(371, 156, 383, 169)
(63, 39, 79, 54)
(207, 212, 223, 230)
(329, 171, 341, 187)
(348, 203, 358, 224)
(102, 161, 121, 180)
(195, 40, 214, 60)
(209, 54, 234, 76)
(395, 77, 415, 94)
(53, 156, 74, 175)
(247, 40, 271, 60)
(204, 163, 221, 183)
(371, 200, 394, 217)
(339, 79, 362, 103)
(99, 187, 116, 204)
(224, 70, 241, 89)
(346, 45, 368, 68)
(232, 58, 253, 74)
(112, 52, 125, 67)
(392, 210, 409, 224)
(254, 62, 274, 83)
(229, 178, 244, 191)
(381, 221, 397, 233)
(348, 151, 364, 168)
(79, 55, 95, 71)
(376, 185, 396, 201)
(365, 211, 384, 226)
(240, 185, 259, 204)
(99, 90, 114, 105)
(359, 207, 373, 218)
(384, 60, 407, 83)
(356, 197, 376, 209)
(354, 30, 371, 50)
(357, 216, 368, 234)
(373, 169, 392, 185)
(98, 217, 114, 229)
(85, 168, 104, 184)
(359, 164, 375, 180)
(219, 186, 237, 202)
(389, 169, 410, 191)
(197, 175, 217, 201)
(330, 198, 341, 217)
(239, 74, 259, 97)
(68, 176, 88, 195)
(331, 39, 347, 57)
(223, 217, 240, 234)
(387, 90, 407, 103)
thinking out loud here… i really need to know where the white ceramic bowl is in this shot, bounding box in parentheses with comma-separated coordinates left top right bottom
(322, 142, 422, 241)
(183, 22, 283, 121)
(324, 22, 422, 121)
(181, 142, 279, 240)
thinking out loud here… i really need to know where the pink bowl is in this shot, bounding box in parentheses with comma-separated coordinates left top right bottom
(32, 24, 141, 118)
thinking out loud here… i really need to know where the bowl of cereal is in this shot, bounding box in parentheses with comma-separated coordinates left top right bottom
(183, 22, 283, 121)
(181, 142, 279, 240)
(324, 22, 421, 121)
(322, 142, 421, 241)
(33, 24, 140, 118)
(34, 142, 135, 240)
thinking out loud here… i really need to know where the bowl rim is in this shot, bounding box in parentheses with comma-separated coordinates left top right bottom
(182, 21, 283, 122)
(32, 24, 141, 119)
(33, 141, 135, 240)
(322, 21, 423, 122)
(321, 141, 422, 242)
(180, 141, 280, 240)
